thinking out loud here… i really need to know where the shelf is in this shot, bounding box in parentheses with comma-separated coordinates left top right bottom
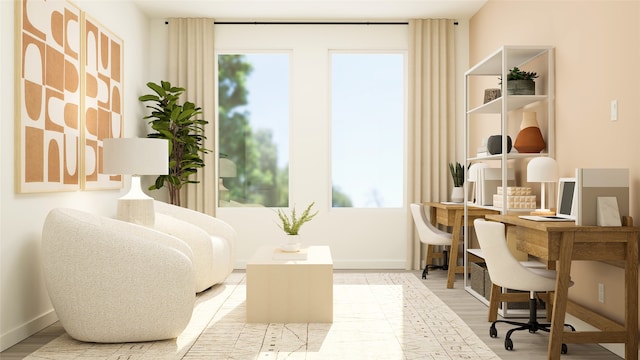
(469, 152, 549, 161)
(465, 204, 536, 213)
(467, 248, 483, 259)
(467, 95, 547, 115)
(465, 46, 552, 76)
(464, 45, 555, 311)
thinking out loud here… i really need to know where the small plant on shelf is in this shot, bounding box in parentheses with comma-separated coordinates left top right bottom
(277, 202, 318, 235)
(449, 162, 464, 187)
(499, 67, 539, 84)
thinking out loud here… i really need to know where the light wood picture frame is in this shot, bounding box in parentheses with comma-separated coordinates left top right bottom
(81, 12, 123, 190)
(14, 0, 124, 193)
(15, 0, 82, 193)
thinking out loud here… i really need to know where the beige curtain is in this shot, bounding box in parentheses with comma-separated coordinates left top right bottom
(167, 18, 217, 216)
(407, 19, 457, 269)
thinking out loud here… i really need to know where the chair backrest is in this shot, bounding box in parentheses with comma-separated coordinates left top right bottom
(409, 203, 452, 246)
(473, 218, 557, 292)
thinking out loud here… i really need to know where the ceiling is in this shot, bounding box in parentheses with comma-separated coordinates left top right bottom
(131, 0, 487, 21)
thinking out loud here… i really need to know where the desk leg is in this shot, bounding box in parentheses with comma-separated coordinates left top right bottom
(547, 233, 574, 360)
(625, 232, 638, 360)
(446, 211, 463, 289)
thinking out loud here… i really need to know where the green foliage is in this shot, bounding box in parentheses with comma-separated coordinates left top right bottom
(139, 80, 210, 206)
(498, 67, 539, 85)
(449, 162, 464, 187)
(277, 202, 318, 235)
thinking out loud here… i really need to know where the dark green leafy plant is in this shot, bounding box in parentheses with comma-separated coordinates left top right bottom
(498, 67, 539, 84)
(449, 162, 464, 187)
(277, 202, 318, 235)
(507, 67, 538, 80)
(139, 80, 210, 206)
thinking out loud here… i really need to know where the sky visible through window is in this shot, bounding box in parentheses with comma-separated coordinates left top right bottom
(240, 52, 404, 208)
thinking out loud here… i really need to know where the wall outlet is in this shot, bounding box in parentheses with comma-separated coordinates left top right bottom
(598, 283, 605, 303)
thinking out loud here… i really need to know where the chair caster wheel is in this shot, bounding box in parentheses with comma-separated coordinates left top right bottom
(561, 343, 568, 354)
(505, 338, 513, 351)
(489, 326, 497, 338)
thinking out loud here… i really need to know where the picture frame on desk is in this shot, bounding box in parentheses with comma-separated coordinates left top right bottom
(575, 168, 629, 226)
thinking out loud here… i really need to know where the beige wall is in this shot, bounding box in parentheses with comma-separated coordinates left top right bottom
(470, 0, 639, 328)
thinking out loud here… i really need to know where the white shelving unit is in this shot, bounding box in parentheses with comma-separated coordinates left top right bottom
(463, 46, 555, 316)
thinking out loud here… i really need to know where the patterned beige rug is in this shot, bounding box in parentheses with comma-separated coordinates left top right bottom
(25, 272, 499, 359)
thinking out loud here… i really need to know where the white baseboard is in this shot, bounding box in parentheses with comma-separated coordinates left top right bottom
(0, 310, 58, 352)
(564, 313, 635, 358)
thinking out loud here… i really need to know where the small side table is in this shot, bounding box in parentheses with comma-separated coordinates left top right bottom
(246, 245, 333, 323)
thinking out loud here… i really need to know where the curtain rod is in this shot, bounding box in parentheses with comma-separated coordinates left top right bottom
(165, 20, 410, 25)
(216, 21, 408, 25)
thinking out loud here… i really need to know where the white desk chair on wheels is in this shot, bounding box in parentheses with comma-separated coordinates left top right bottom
(473, 218, 575, 353)
(410, 203, 453, 279)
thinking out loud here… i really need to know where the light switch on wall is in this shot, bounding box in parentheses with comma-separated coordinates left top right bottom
(610, 100, 618, 121)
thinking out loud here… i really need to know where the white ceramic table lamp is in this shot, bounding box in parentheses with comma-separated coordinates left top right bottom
(102, 138, 168, 226)
(219, 157, 237, 191)
(527, 156, 558, 212)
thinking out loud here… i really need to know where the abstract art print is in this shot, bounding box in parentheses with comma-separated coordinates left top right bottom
(81, 13, 123, 190)
(16, 0, 82, 192)
(15, 0, 123, 193)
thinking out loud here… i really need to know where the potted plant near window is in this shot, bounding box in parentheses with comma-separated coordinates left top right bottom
(277, 202, 318, 252)
(139, 81, 210, 206)
(504, 67, 538, 95)
(449, 162, 464, 203)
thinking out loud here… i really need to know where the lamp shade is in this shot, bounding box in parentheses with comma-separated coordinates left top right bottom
(102, 138, 169, 175)
(219, 158, 237, 178)
(527, 157, 558, 183)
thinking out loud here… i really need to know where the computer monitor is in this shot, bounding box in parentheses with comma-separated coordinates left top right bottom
(555, 178, 577, 219)
(575, 168, 629, 226)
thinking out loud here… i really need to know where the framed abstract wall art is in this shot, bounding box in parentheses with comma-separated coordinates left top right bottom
(15, 0, 82, 192)
(15, 0, 124, 193)
(81, 13, 123, 190)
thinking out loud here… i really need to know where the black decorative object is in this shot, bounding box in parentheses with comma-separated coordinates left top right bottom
(487, 135, 512, 155)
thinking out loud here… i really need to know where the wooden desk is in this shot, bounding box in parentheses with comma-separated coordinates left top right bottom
(424, 202, 498, 288)
(485, 214, 639, 360)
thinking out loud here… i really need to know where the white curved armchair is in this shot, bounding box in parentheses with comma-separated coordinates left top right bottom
(41, 208, 195, 343)
(410, 203, 453, 279)
(154, 201, 236, 291)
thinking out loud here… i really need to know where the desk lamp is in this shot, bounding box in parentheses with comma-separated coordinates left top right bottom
(527, 156, 558, 213)
(102, 138, 168, 226)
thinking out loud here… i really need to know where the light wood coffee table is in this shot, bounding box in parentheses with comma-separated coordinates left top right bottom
(246, 245, 333, 323)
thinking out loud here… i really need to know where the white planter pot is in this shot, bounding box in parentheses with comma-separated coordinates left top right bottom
(280, 234, 301, 252)
(451, 186, 464, 203)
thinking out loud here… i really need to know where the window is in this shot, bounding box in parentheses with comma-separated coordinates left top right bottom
(331, 53, 404, 208)
(218, 53, 289, 207)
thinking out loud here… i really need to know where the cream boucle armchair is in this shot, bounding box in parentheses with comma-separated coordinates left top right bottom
(41, 208, 195, 343)
(153, 200, 236, 292)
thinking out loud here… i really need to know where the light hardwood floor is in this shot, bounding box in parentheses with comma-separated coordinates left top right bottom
(1, 269, 622, 359)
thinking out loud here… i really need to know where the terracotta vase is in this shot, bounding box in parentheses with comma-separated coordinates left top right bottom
(514, 112, 546, 153)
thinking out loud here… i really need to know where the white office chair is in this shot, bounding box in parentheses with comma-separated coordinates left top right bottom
(410, 203, 453, 279)
(473, 218, 575, 353)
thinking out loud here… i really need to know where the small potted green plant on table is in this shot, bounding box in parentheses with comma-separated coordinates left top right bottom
(449, 162, 465, 203)
(277, 202, 318, 252)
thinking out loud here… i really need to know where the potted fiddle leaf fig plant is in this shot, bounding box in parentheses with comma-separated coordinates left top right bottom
(449, 162, 464, 203)
(277, 202, 318, 252)
(139, 80, 210, 206)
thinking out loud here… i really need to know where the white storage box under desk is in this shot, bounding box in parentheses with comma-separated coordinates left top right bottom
(246, 245, 333, 323)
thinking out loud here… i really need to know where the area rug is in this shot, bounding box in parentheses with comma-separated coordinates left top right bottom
(24, 272, 499, 359)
